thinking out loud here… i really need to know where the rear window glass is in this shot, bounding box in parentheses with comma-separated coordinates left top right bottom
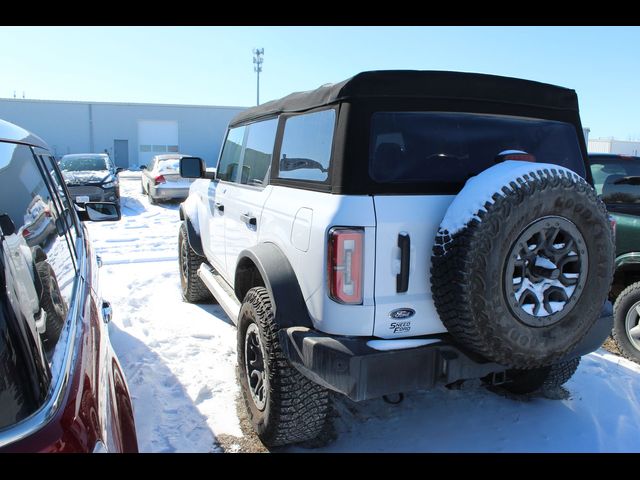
(157, 159, 180, 173)
(369, 112, 585, 184)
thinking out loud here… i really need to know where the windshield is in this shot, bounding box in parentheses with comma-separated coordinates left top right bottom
(369, 112, 585, 184)
(59, 156, 108, 172)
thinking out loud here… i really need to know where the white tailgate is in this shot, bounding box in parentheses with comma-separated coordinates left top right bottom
(373, 195, 455, 338)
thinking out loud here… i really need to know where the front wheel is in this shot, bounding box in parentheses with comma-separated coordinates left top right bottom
(237, 287, 330, 447)
(178, 223, 214, 303)
(613, 283, 640, 363)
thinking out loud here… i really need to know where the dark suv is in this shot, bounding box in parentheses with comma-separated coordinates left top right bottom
(590, 153, 640, 362)
(0, 119, 138, 452)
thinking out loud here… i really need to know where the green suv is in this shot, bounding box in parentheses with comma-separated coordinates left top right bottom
(590, 153, 640, 362)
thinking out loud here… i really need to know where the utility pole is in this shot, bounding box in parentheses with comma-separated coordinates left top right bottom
(253, 48, 264, 106)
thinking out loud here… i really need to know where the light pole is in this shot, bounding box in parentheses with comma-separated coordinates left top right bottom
(253, 48, 264, 105)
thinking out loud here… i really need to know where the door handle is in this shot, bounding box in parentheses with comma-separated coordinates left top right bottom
(397, 232, 410, 293)
(215, 202, 224, 213)
(240, 213, 257, 227)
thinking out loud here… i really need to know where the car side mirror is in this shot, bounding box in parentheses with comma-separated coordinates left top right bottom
(180, 157, 214, 179)
(140, 165, 147, 170)
(0, 213, 16, 236)
(78, 202, 121, 222)
(116, 167, 124, 174)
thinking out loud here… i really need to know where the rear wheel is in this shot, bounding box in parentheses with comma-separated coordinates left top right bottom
(503, 357, 581, 394)
(613, 282, 640, 363)
(178, 223, 214, 303)
(36, 261, 67, 354)
(237, 287, 330, 447)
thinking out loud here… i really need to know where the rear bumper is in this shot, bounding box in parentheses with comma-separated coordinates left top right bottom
(150, 186, 190, 200)
(279, 302, 613, 402)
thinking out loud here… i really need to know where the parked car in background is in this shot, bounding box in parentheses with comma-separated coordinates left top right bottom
(0, 119, 138, 452)
(140, 153, 196, 204)
(58, 153, 122, 207)
(590, 153, 640, 362)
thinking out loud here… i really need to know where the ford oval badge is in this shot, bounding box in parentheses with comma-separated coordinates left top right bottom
(389, 308, 415, 319)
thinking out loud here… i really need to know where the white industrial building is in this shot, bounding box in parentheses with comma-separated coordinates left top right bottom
(588, 137, 640, 156)
(0, 98, 246, 168)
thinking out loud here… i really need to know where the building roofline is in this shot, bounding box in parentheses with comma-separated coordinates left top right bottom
(590, 137, 640, 144)
(0, 97, 247, 111)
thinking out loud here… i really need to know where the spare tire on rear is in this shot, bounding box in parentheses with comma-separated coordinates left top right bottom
(431, 161, 614, 369)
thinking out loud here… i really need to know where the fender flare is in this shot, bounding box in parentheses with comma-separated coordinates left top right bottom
(615, 252, 640, 272)
(179, 204, 204, 257)
(236, 243, 313, 329)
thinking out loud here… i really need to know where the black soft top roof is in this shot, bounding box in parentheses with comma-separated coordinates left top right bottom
(230, 70, 579, 126)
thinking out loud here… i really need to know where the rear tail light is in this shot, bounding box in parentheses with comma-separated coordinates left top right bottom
(154, 175, 166, 185)
(328, 227, 364, 304)
(22, 227, 30, 237)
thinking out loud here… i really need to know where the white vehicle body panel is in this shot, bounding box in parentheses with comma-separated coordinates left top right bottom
(371, 195, 454, 338)
(259, 187, 376, 336)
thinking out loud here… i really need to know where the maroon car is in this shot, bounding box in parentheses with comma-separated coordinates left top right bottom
(0, 119, 138, 452)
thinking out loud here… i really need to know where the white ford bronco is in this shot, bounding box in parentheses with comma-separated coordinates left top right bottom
(177, 70, 615, 447)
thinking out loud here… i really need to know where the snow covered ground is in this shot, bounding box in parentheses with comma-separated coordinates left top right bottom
(87, 172, 640, 453)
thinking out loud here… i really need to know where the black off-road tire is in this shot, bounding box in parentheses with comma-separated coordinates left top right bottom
(237, 287, 330, 447)
(612, 282, 640, 363)
(178, 222, 214, 303)
(432, 166, 615, 369)
(504, 357, 581, 395)
(36, 261, 67, 354)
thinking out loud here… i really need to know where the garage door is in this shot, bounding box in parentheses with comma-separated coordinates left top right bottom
(138, 120, 179, 167)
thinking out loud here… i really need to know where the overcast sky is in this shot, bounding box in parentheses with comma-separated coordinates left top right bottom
(0, 26, 638, 139)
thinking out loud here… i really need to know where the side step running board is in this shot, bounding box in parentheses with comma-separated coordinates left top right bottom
(197, 264, 241, 324)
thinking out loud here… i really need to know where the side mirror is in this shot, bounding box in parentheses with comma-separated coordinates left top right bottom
(140, 165, 147, 170)
(180, 157, 205, 179)
(116, 167, 124, 174)
(78, 202, 121, 222)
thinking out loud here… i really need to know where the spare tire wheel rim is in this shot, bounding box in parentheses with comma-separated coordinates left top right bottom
(504, 216, 588, 327)
(244, 322, 267, 411)
(625, 301, 640, 351)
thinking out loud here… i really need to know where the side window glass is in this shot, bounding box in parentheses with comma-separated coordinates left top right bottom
(39, 154, 79, 258)
(0, 245, 50, 430)
(217, 126, 246, 183)
(241, 119, 278, 187)
(278, 109, 335, 182)
(0, 143, 76, 356)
